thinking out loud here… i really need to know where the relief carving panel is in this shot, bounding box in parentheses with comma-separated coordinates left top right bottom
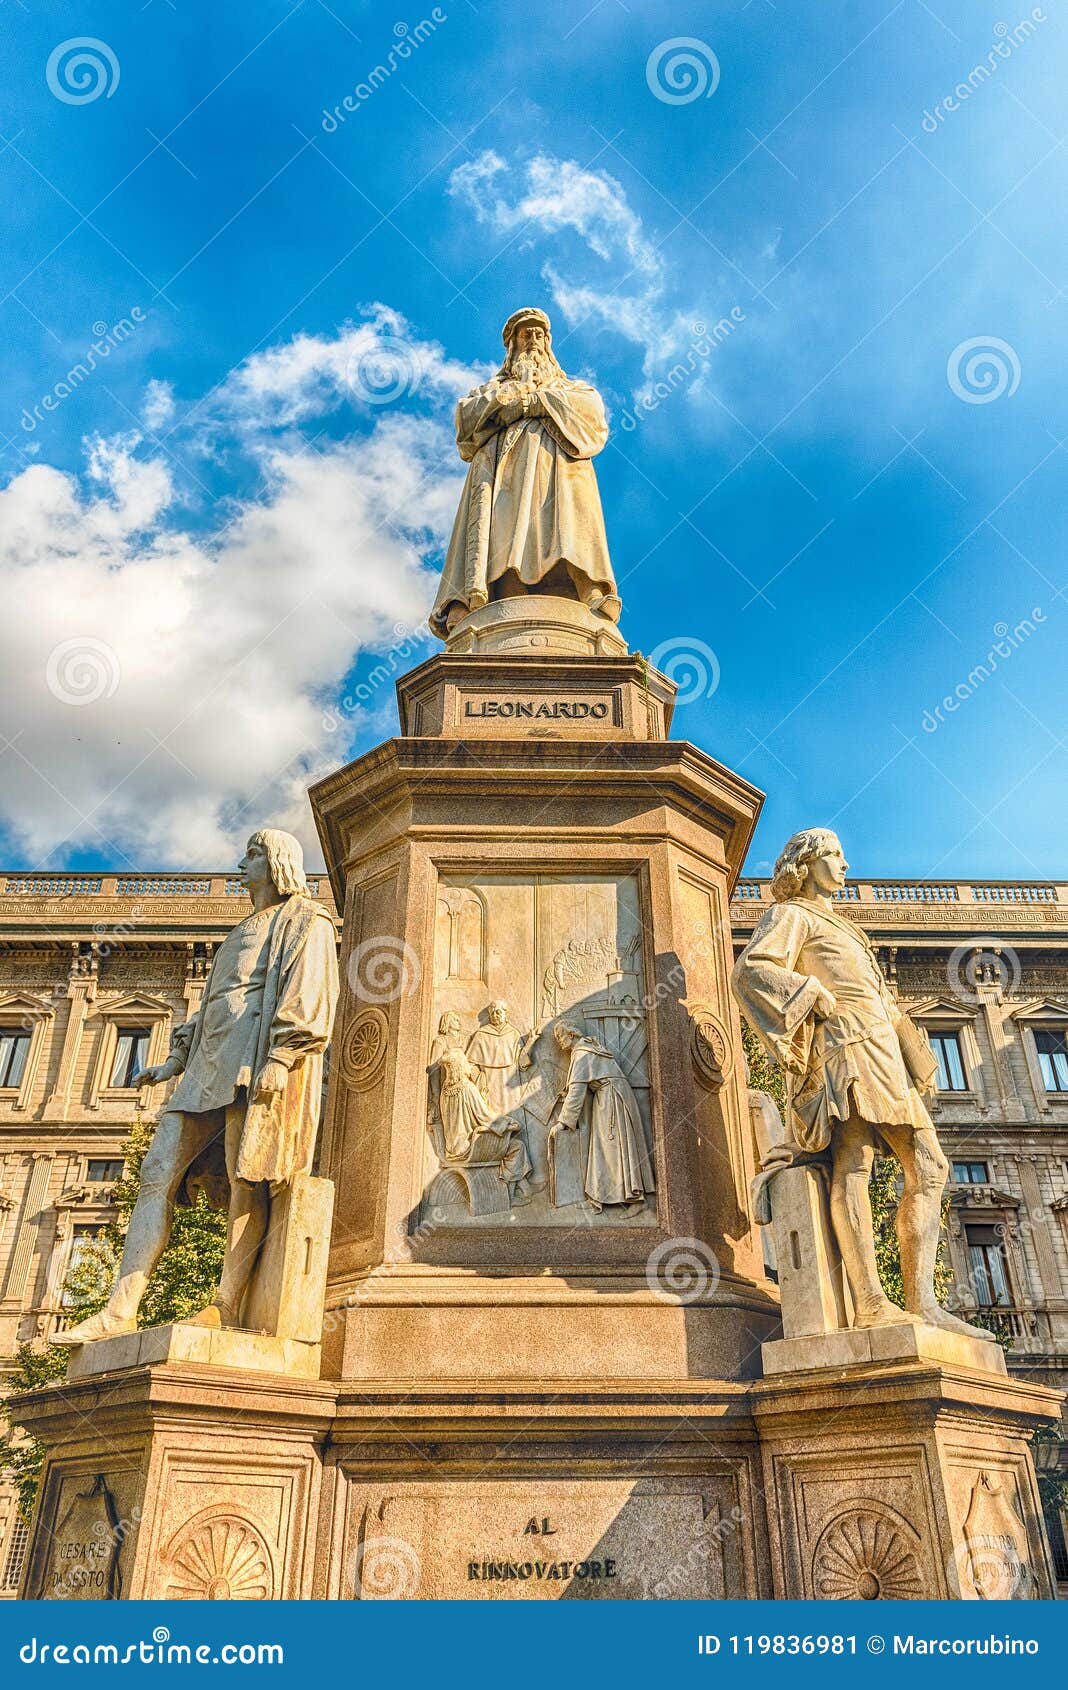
(420, 873, 657, 1228)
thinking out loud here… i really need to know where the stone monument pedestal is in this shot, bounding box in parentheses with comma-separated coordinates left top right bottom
(12, 631, 1064, 1601)
(13, 1365, 334, 1599)
(753, 1347, 1059, 1600)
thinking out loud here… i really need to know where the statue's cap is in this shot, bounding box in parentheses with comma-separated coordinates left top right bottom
(502, 307, 551, 346)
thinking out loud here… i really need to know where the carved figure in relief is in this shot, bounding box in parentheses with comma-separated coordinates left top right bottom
(426, 1010, 465, 1161)
(425, 1012, 534, 1212)
(53, 830, 338, 1345)
(465, 999, 537, 1118)
(549, 1019, 655, 1211)
(429, 308, 620, 637)
(731, 827, 995, 1341)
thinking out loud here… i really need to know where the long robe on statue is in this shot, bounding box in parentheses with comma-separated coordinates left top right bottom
(429, 376, 617, 636)
(731, 898, 937, 1155)
(555, 1037, 655, 1209)
(166, 895, 339, 1188)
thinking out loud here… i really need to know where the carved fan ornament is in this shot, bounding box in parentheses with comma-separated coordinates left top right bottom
(163, 1514, 274, 1601)
(812, 1510, 923, 1600)
(339, 1007, 389, 1090)
(689, 1005, 731, 1089)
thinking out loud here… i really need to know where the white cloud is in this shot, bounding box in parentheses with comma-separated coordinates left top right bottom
(449, 151, 661, 280)
(0, 311, 477, 870)
(447, 150, 714, 385)
(142, 378, 175, 431)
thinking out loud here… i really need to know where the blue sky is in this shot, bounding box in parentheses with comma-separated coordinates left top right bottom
(1, 0, 1066, 877)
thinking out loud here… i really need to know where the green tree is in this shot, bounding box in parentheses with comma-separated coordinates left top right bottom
(1, 1120, 226, 1520)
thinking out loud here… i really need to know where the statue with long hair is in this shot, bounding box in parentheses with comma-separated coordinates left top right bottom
(429, 307, 621, 637)
(732, 827, 994, 1341)
(53, 829, 339, 1345)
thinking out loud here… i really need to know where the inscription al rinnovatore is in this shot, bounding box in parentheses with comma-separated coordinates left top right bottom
(464, 698, 611, 721)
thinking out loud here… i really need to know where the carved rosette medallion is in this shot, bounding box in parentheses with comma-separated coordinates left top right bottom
(339, 1006, 389, 1091)
(162, 1513, 275, 1600)
(812, 1510, 923, 1600)
(689, 1004, 731, 1089)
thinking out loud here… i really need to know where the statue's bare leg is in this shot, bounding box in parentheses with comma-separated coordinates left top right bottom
(50, 1110, 213, 1345)
(878, 1117, 996, 1341)
(830, 1113, 913, 1328)
(184, 1103, 269, 1329)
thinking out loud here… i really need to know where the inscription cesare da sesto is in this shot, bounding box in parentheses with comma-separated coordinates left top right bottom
(464, 698, 611, 721)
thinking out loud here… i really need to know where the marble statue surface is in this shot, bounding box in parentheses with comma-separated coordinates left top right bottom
(732, 826, 997, 1344)
(52, 828, 339, 1347)
(429, 307, 622, 639)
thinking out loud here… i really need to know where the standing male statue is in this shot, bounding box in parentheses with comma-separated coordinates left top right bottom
(54, 829, 339, 1345)
(732, 827, 994, 1341)
(429, 307, 621, 637)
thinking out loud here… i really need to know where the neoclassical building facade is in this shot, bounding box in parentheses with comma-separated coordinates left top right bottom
(0, 869, 1064, 1595)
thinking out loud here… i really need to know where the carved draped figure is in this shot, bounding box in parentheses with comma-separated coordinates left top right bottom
(731, 898, 937, 1154)
(554, 1037, 655, 1209)
(429, 374, 617, 637)
(166, 894, 339, 1186)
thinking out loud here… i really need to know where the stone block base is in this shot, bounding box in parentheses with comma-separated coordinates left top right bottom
(67, 1322, 321, 1382)
(762, 1320, 1006, 1377)
(324, 1270, 782, 1383)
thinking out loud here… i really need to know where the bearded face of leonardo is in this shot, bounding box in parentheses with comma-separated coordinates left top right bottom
(504, 320, 561, 386)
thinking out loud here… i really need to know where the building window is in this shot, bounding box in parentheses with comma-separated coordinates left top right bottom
(109, 1027, 151, 1089)
(965, 1222, 1012, 1307)
(930, 1030, 967, 1091)
(1, 1516, 28, 1592)
(1034, 1029, 1068, 1094)
(1045, 1506, 1068, 1583)
(0, 1028, 30, 1089)
(86, 1158, 124, 1184)
(60, 1224, 105, 1308)
(952, 1161, 989, 1185)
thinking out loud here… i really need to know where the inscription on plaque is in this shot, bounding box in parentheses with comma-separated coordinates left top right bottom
(344, 1479, 744, 1599)
(463, 696, 613, 722)
(41, 1474, 125, 1600)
